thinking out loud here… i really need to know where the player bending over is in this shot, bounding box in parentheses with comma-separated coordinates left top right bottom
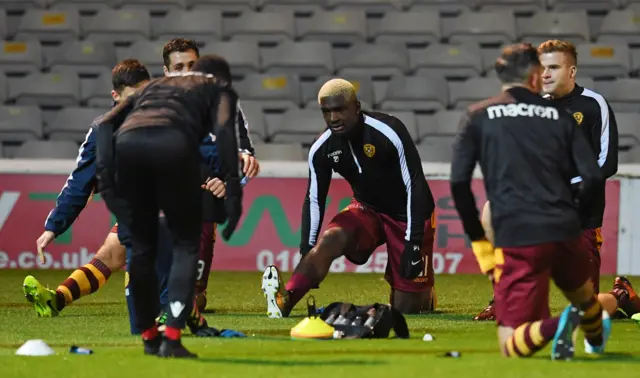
(451, 43, 611, 359)
(261, 78, 437, 317)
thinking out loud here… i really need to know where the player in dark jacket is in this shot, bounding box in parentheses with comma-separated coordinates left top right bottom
(261, 78, 436, 318)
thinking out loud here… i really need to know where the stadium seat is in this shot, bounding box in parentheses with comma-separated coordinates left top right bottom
(378, 75, 448, 112)
(46, 107, 107, 142)
(252, 143, 306, 161)
(224, 11, 295, 44)
(370, 12, 441, 45)
(632, 49, 640, 76)
(14, 140, 80, 159)
(46, 41, 117, 76)
(81, 72, 113, 108)
(152, 10, 223, 43)
(477, 0, 545, 13)
(410, 0, 476, 15)
(0, 73, 6, 103)
(49, 0, 123, 12)
(618, 147, 640, 163)
(261, 0, 327, 14)
(296, 11, 367, 44)
(410, 43, 483, 80)
(301, 75, 374, 108)
(421, 110, 465, 139)
(121, 0, 187, 12)
(0, 106, 43, 142)
(575, 77, 596, 90)
(235, 74, 301, 111)
(443, 11, 516, 45)
(449, 77, 501, 109)
(616, 112, 640, 148)
(187, 0, 258, 12)
(14, 10, 80, 44)
(82, 9, 151, 44)
(9, 72, 80, 107)
(517, 11, 590, 45)
(417, 136, 455, 162)
(598, 10, 640, 46)
(261, 41, 334, 76)
(0, 0, 47, 11)
(328, 0, 407, 13)
(200, 41, 260, 75)
(238, 100, 267, 139)
(269, 108, 326, 144)
(0, 41, 42, 75)
(575, 44, 631, 78)
(547, 0, 621, 12)
(116, 41, 165, 77)
(594, 79, 640, 113)
(0, 10, 8, 40)
(383, 110, 419, 142)
(334, 43, 409, 77)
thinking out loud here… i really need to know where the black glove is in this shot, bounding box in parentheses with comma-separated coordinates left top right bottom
(222, 178, 242, 241)
(400, 242, 424, 279)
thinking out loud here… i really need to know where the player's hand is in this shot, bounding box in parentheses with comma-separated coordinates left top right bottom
(240, 153, 260, 178)
(222, 178, 243, 241)
(202, 178, 226, 198)
(36, 231, 55, 264)
(400, 242, 424, 279)
(471, 239, 495, 275)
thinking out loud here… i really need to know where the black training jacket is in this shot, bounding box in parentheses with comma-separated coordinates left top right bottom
(300, 110, 435, 254)
(450, 87, 603, 248)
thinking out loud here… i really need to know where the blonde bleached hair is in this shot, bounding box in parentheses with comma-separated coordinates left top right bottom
(317, 78, 357, 104)
(538, 39, 578, 65)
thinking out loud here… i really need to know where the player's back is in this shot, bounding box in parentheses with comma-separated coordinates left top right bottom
(119, 72, 230, 144)
(468, 87, 582, 246)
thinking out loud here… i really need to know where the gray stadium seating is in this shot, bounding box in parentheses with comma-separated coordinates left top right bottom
(224, 12, 295, 44)
(47, 41, 117, 76)
(385, 110, 420, 142)
(410, 43, 483, 80)
(269, 108, 326, 144)
(46, 107, 107, 142)
(261, 41, 334, 76)
(15, 10, 80, 44)
(616, 112, 640, 148)
(328, 0, 407, 13)
(239, 100, 268, 139)
(478, 0, 546, 13)
(370, 12, 440, 45)
(121, 0, 187, 12)
(14, 140, 79, 159)
(598, 10, 640, 45)
(252, 143, 306, 161)
(417, 136, 456, 162)
(116, 41, 166, 76)
(0, 40, 42, 75)
(297, 11, 367, 44)
(422, 110, 465, 139)
(199, 41, 260, 75)
(82, 9, 151, 44)
(594, 79, 640, 112)
(0, 105, 43, 142)
(152, 10, 223, 43)
(449, 77, 501, 109)
(518, 11, 591, 45)
(575, 43, 631, 78)
(378, 75, 448, 112)
(547, 0, 621, 12)
(410, 0, 476, 15)
(0, 0, 47, 11)
(81, 71, 114, 108)
(0, 73, 5, 103)
(302, 75, 375, 108)
(188, 0, 257, 12)
(9, 72, 80, 107)
(335, 43, 409, 77)
(0, 10, 7, 40)
(235, 73, 301, 111)
(261, 0, 326, 14)
(443, 11, 517, 45)
(49, 0, 123, 12)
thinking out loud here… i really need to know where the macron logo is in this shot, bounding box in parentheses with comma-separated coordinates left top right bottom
(487, 103, 559, 120)
(170, 302, 185, 318)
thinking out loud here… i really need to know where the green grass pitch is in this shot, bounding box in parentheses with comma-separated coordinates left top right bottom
(1, 270, 639, 378)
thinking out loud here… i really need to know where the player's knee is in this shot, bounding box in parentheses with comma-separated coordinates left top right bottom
(95, 232, 126, 271)
(314, 227, 350, 258)
(562, 278, 596, 305)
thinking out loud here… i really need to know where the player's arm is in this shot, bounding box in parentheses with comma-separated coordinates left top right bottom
(300, 142, 332, 256)
(593, 102, 618, 178)
(450, 111, 484, 242)
(44, 126, 98, 237)
(237, 101, 254, 155)
(568, 116, 603, 205)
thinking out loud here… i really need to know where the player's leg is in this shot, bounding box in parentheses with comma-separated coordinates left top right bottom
(195, 222, 216, 312)
(383, 212, 435, 314)
(262, 199, 383, 318)
(474, 200, 497, 321)
(155, 131, 202, 358)
(23, 228, 124, 317)
(494, 245, 578, 359)
(553, 236, 611, 355)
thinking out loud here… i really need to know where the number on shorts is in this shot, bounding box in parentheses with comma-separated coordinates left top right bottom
(493, 248, 504, 283)
(196, 260, 205, 280)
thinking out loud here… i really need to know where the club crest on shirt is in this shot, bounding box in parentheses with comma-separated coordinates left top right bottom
(363, 144, 376, 158)
(573, 112, 584, 125)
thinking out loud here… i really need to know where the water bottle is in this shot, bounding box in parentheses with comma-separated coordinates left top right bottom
(69, 346, 93, 355)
